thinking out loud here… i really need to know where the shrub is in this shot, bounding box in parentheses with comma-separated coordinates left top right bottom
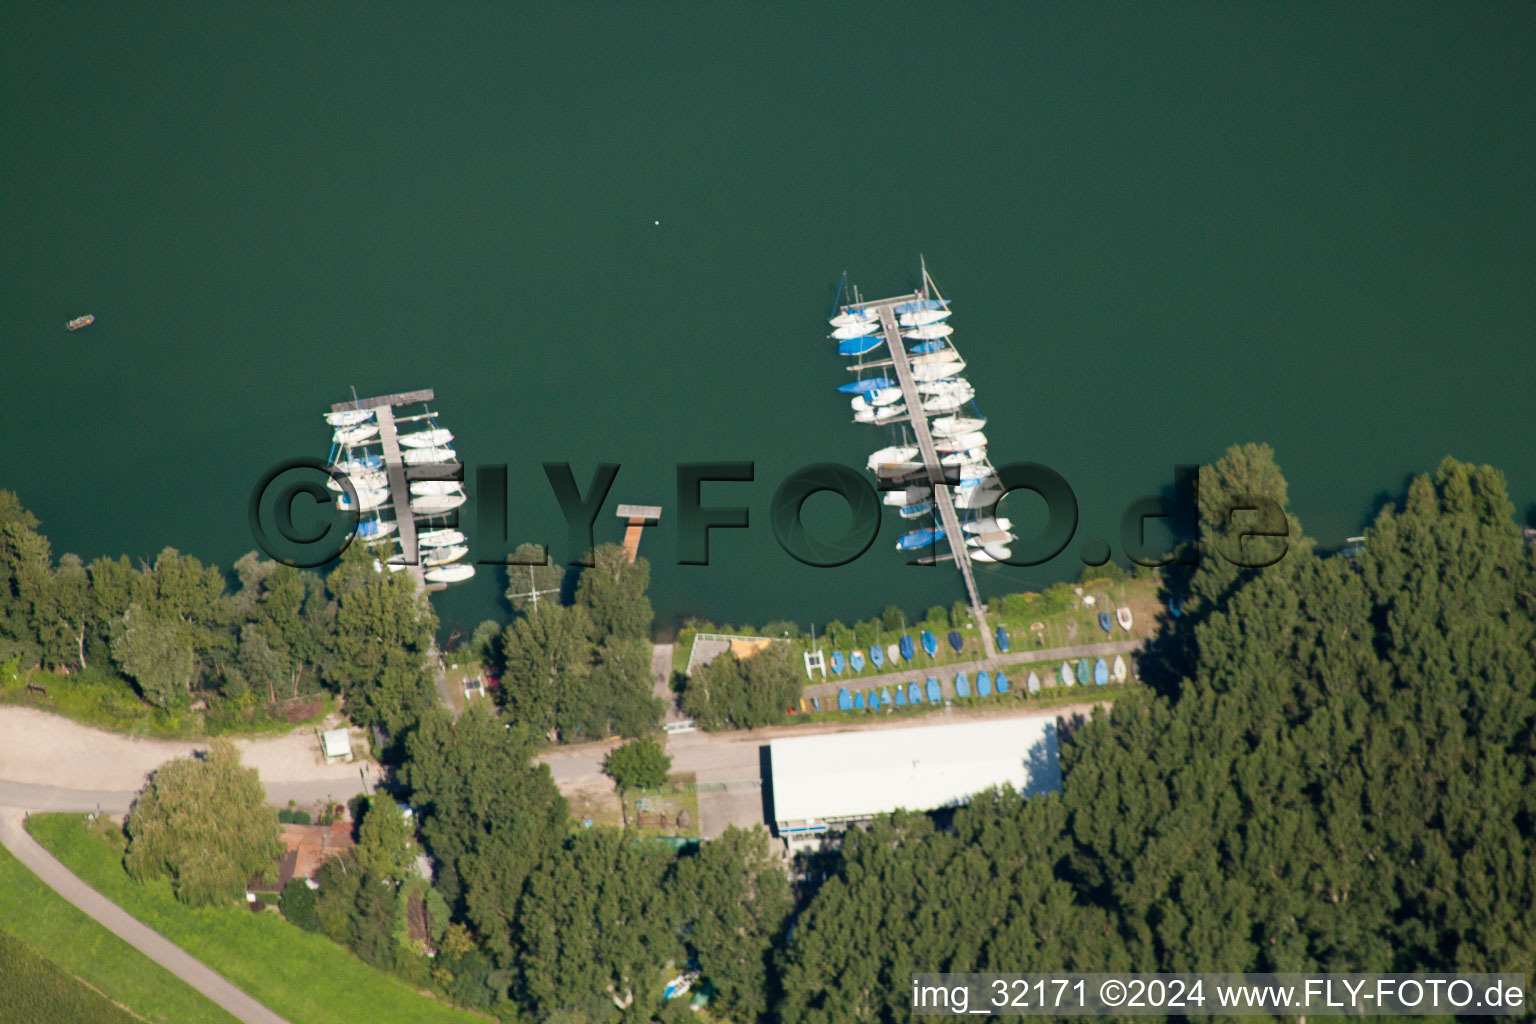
(280, 878, 321, 932)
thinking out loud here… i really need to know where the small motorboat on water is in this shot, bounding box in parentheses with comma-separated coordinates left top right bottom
(66, 314, 95, 331)
(399, 427, 454, 449)
(831, 321, 880, 340)
(901, 323, 954, 341)
(418, 528, 467, 548)
(898, 308, 952, 327)
(325, 408, 374, 427)
(333, 423, 380, 446)
(426, 564, 475, 584)
(1116, 606, 1133, 631)
(899, 634, 915, 661)
(929, 415, 986, 437)
(838, 335, 885, 356)
(920, 630, 938, 657)
(402, 446, 457, 466)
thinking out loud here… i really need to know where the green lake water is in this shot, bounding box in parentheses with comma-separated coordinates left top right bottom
(4, 3, 1532, 639)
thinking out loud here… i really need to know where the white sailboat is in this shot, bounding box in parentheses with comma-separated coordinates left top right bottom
(333, 423, 379, 445)
(355, 518, 398, 543)
(883, 486, 931, 507)
(331, 454, 383, 475)
(901, 323, 954, 340)
(327, 470, 387, 492)
(910, 348, 959, 366)
(910, 358, 966, 381)
(953, 486, 1003, 509)
(915, 378, 972, 395)
(425, 564, 476, 584)
(963, 516, 1013, 534)
(336, 486, 389, 512)
(929, 415, 986, 437)
(399, 427, 454, 449)
(850, 388, 904, 412)
(934, 431, 987, 452)
(897, 308, 952, 327)
(325, 408, 374, 427)
(867, 446, 920, 471)
(829, 308, 878, 328)
(830, 321, 880, 340)
(967, 530, 1017, 548)
(402, 446, 457, 465)
(970, 544, 1012, 563)
(411, 492, 468, 515)
(409, 480, 464, 497)
(417, 528, 467, 548)
(875, 462, 924, 479)
(940, 448, 987, 467)
(853, 402, 907, 424)
(921, 391, 973, 414)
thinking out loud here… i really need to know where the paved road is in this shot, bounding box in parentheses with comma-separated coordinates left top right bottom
(0, 806, 291, 1024)
(651, 643, 688, 725)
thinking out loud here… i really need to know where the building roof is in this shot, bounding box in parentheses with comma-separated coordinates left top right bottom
(276, 821, 355, 888)
(321, 728, 351, 759)
(769, 716, 1061, 827)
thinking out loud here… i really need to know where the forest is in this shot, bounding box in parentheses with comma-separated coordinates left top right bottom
(2, 446, 1534, 1022)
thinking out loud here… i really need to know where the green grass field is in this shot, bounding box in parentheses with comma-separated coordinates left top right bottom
(26, 814, 483, 1024)
(0, 929, 144, 1024)
(0, 832, 238, 1024)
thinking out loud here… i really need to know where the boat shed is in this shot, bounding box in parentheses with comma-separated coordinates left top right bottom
(768, 716, 1061, 840)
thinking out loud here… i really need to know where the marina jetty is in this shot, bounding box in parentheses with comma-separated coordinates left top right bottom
(324, 388, 473, 594)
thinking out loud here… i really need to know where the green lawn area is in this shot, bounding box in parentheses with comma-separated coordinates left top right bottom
(0, 928, 143, 1024)
(25, 814, 483, 1024)
(0, 831, 238, 1024)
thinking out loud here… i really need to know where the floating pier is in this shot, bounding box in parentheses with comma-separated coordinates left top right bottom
(838, 289, 997, 661)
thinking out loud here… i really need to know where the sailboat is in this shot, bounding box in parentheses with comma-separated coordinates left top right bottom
(399, 427, 454, 449)
(883, 486, 930, 507)
(355, 517, 397, 543)
(853, 402, 907, 424)
(402, 446, 457, 465)
(935, 430, 987, 452)
(409, 480, 463, 497)
(893, 297, 947, 315)
(336, 486, 389, 512)
(970, 544, 1011, 562)
(908, 339, 948, 355)
(333, 423, 379, 446)
(325, 408, 374, 427)
(1116, 606, 1133, 631)
(929, 415, 986, 437)
(920, 391, 972, 414)
(897, 308, 952, 327)
(899, 501, 933, 519)
(940, 448, 987, 467)
(901, 323, 954, 341)
(867, 445, 920, 471)
(850, 388, 905, 411)
(837, 335, 885, 356)
(837, 377, 895, 395)
(411, 492, 468, 515)
(418, 528, 467, 548)
(425, 564, 475, 584)
(327, 469, 386, 492)
(914, 378, 973, 395)
(829, 308, 878, 328)
(963, 516, 1012, 534)
(911, 358, 966, 381)
(831, 321, 880, 340)
(920, 630, 938, 657)
(909, 348, 960, 366)
(896, 525, 945, 551)
(966, 530, 1016, 548)
(1112, 655, 1128, 682)
(331, 453, 383, 474)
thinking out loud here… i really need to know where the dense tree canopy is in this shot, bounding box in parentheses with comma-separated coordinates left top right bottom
(124, 739, 282, 907)
(602, 736, 671, 791)
(681, 642, 803, 731)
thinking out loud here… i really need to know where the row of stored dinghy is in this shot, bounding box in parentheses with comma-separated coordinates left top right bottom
(828, 654, 1130, 711)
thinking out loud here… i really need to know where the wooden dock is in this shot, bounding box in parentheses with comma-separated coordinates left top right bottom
(345, 389, 441, 594)
(853, 295, 997, 661)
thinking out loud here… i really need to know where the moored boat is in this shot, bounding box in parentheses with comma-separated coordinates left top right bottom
(929, 415, 986, 437)
(970, 544, 1011, 562)
(896, 526, 945, 551)
(399, 427, 454, 449)
(829, 308, 878, 328)
(411, 492, 468, 515)
(410, 480, 464, 497)
(911, 358, 966, 381)
(831, 321, 880, 339)
(837, 335, 885, 356)
(425, 564, 475, 584)
(899, 501, 933, 519)
(402, 446, 457, 465)
(897, 308, 952, 327)
(336, 486, 389, 512)
(901, 323, 954, 340)
(333, 423, 380, 445)
(325, 408, 373, 427)
(66, 314, 95, 331)
(884, 486, 931, 507)
(355, 518, 397, 542)
(867, 445, 920, 471)
(837, 377, 895, 395)
(418, 528, 467, 548)
(935, 430, 988, 452)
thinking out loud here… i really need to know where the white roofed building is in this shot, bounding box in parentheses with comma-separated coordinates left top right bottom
(768, 716, 1061, 841)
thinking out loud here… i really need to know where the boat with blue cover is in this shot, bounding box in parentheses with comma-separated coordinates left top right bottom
(921, 631, 938, 657)
(947, 630, 963, 652)
(894, 686, 907, 707)
(899, 501, 933, 519)
(869, 645, 884, 668)
(852, 690, 866, 709)
(897, 526, 945, 551)
(908, 681, 923, 704)
(954, 672, 970, 697)
(894, 297, 948, 315)
(880, 688, 893, 706)
(1168, 597, 1183, 618)
(837, 335, 884, 356)
(1076, 658, 1091, 685)
(925, 678, 942, 702)
(976, 671, 993, 697)
(1098, 611, 1113, 632)
(869, 689, 879, 708)
(1094, 658, 1109, 686)
(812, 696, 820, 711)
(995, 671, 1009, 694)
(829, 651, 844, 674)
(836, 688, 852, 711)
(836, 377, 894, 394)
(908, 339, 948, 354)
(1027, 670, 1040, 693)
(849, 650, 865, 672)
(898, 635, 915, 661)
(995, 625, 1010, 652)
